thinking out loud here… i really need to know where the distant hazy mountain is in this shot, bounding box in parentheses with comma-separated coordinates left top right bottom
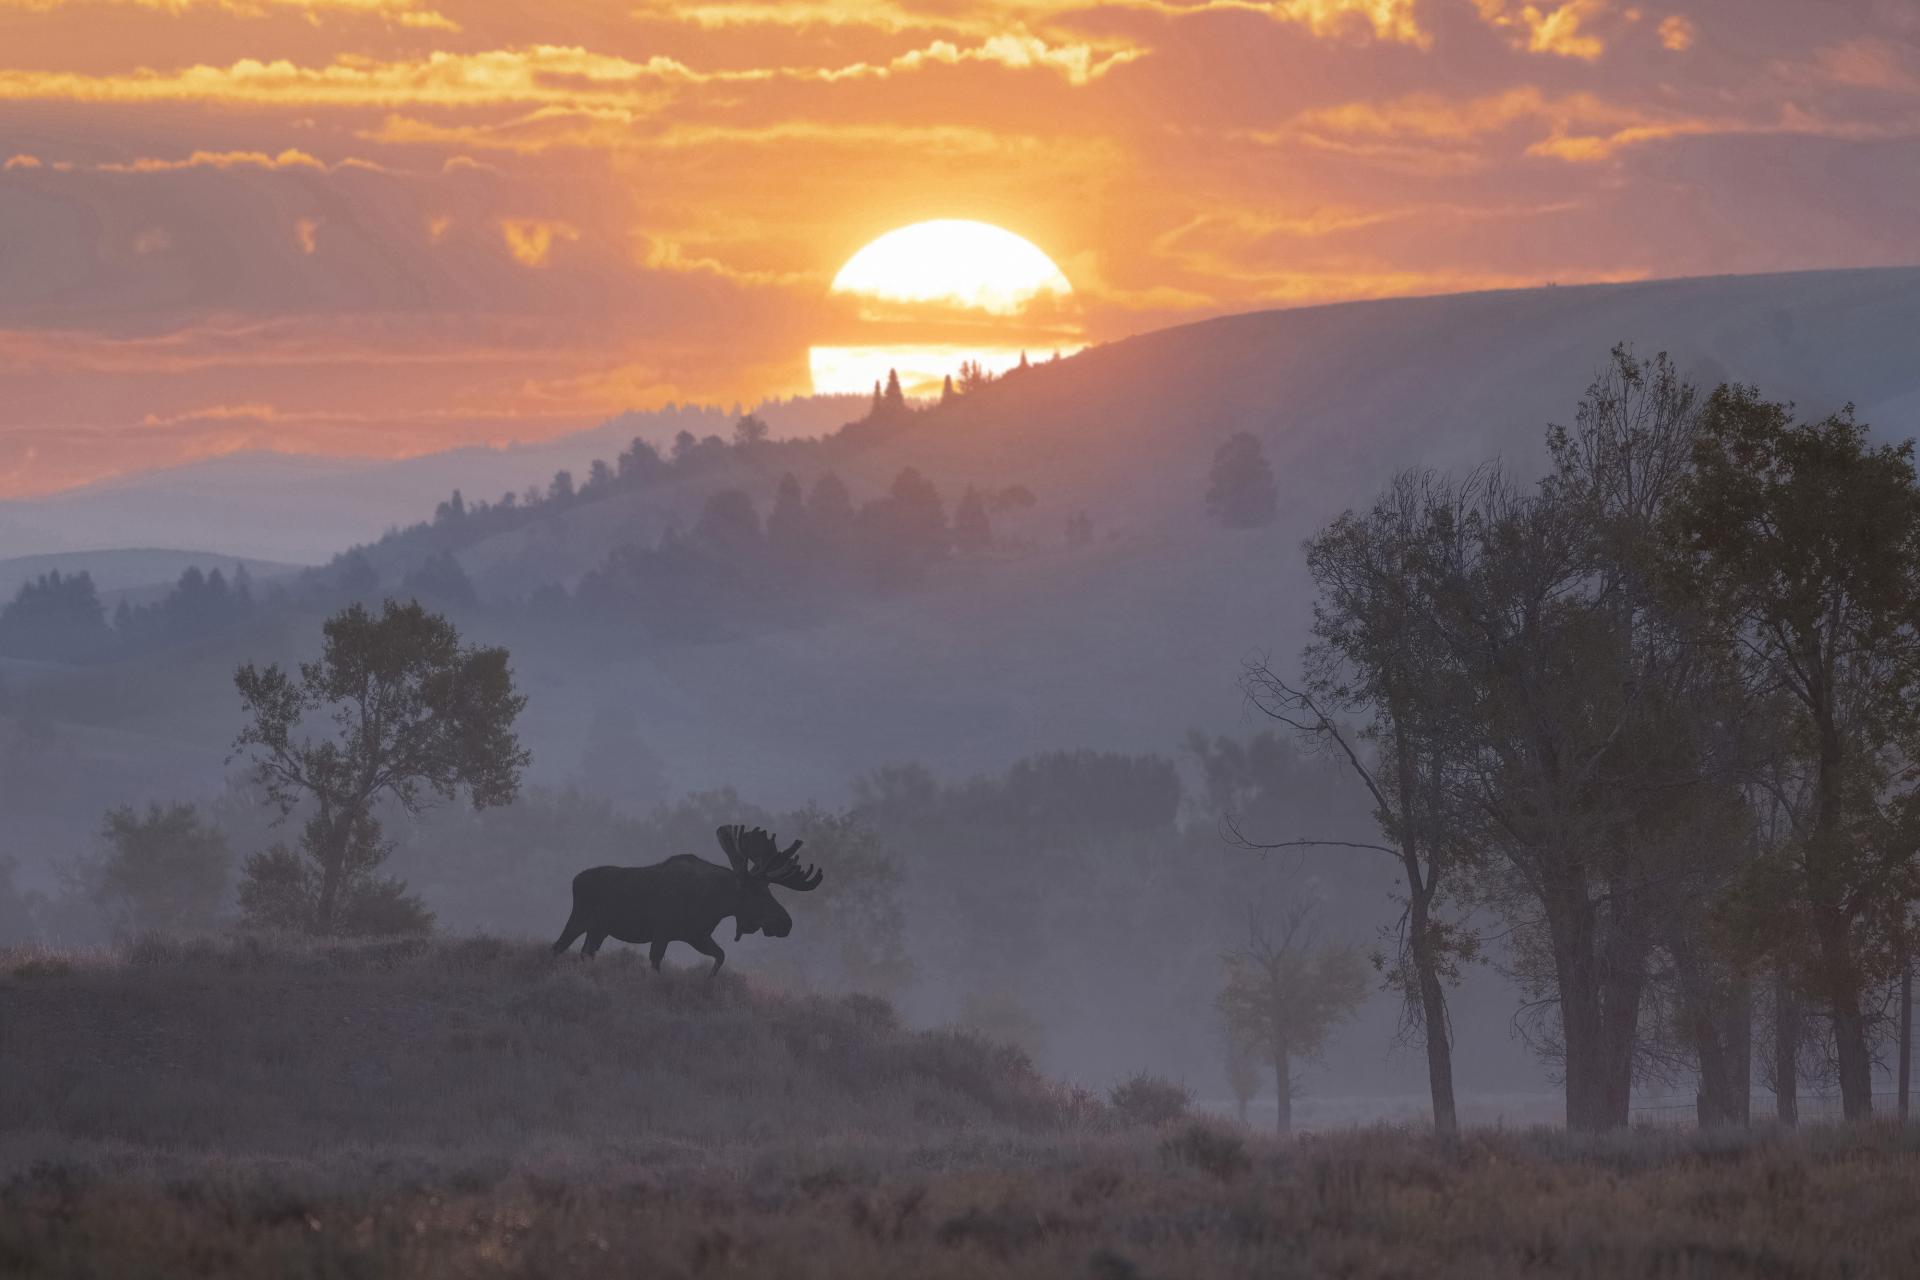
(0, 394, 869, 564)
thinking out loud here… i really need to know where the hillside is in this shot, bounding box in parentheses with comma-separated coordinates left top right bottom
(5, 939, 1919, 1279)
(0, 548, 302, 605)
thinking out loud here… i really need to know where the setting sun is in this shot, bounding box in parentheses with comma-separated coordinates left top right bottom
(811, 220, 1080, 396)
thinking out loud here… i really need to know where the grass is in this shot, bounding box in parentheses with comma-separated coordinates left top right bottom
(6, 936, 1920, 1277)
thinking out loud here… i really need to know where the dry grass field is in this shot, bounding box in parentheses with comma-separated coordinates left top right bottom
(5, 937, 1920, 1278)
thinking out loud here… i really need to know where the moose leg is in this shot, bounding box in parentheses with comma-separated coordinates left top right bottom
(552, 911, 587, 957)
(649, 939, 669, 972)
(581, 930, 608, 959)
(688, 935, 725, 979)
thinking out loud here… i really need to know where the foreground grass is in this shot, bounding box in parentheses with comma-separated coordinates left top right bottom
(5, 938, 1920, 1278)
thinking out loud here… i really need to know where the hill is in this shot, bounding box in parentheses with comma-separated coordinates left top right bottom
(4, 938, 1918, 1279)
(0, 548, 302, 605)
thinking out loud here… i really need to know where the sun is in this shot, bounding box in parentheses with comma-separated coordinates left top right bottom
(830, 220, 1073, 316)
(810, 220, 1081, 397)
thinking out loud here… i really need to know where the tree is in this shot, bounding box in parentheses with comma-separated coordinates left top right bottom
(953, 485, 993, 555)
(618, 436, 664, 483)
(400, 552, 477, 609)
(858, 468, 948, 589)
(91, 802, 231, 936)
(586, 459, 615, 490)
(231, 600, 529, 935)
(1215, 907, 1369, 1133)
(1668, 388, 1920, 1120)
(941, 374, 956, 404)
(693, 489, 764, 559)
(1206, 432, 1279, 530)
(957, 360, 994, 395)
(1241, 469, 1485, 1138)
(548, 469, 576, 504)
(733, 414, 770, 448)
(0, 570, 110, 661)
(883, 368, 907, 413)
(766, 472, 811, 553)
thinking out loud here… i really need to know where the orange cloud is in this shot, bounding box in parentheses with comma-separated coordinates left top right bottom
(1658, 15, 1695, 52)
(1475, 0, 1610, 61)
(500, 218, 579, 266)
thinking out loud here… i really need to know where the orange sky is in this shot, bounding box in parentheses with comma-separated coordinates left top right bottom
(1, 0, 1916, 496)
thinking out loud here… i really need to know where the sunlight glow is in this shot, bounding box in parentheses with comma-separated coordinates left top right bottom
(828, 219, 1072, 316)
(808, 343, 1083, 399)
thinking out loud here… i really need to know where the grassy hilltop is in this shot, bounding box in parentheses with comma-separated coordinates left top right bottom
(5, 937, 1920, 1278)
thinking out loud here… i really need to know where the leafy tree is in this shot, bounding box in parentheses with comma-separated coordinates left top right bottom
(1215, 907, 1369, 1132)
(548, 469, 576, 504)
(733, 414, 770, 448)
(1241, 469, 1485, 1137)
(859, 468, 948, 589)
(1668, 388, 1920, 1120)
(433, 489, 466, 525)
(237, 822, 432, 938)
(91, 802, 231, 936)
(231, 600, 529, 935)
(953, 485, 993, 555)
(586, 459, 614, 490)
(1206, 432, 1278, 530)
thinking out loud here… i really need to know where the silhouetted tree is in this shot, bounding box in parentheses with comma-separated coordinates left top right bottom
(957, 360, 994, 395)
(693, 489, 763, 559)
(434, 489, 467, 525)
(0, 569, 110, 661)
(883, 368, 907, 413)
(733, 414, 770, 448)
(766, 472, 810, 553)
(1206, 432, 1278, 529)
(953, 485, 993, 555)
(941, 374, 956, 404)
(1216, 907, 1369, 1133)
(807, 472, 856, 556)
(859, 467, 948, 588)
(619, 436, 665, 482)
(231, 600, 528, 934)
(401, 552, 478, 609)
(548, 469, 576, 504)
(587, 459, 614, 490)
(90, 801, 230, 937)
(1669, 386, 1920, 1121)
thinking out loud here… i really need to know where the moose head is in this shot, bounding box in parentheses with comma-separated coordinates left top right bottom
(715, 824, 823, 940)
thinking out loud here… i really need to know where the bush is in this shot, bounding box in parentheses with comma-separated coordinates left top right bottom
(1107, 1071, 1192, 1128)
(1160, 1121, 1252, 1180)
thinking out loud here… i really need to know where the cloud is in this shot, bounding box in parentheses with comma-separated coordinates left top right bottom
(499, 218, 579, 267)
(1658, 15, 1694, 52)
(1475, 0, 1610, 60)
(0, 0, 459, 29)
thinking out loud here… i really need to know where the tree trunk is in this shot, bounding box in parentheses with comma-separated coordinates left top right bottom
(1899, 962, 1912, 1124)
(312, 807, 348, 935)
(1693, 973, 1752, 1128)
(1273, 1041, 1292, 1135)
(1408, 894, 1459, 1139)
(1774, 969, 1799, 1125)
(1831, 989, 1875, 1122)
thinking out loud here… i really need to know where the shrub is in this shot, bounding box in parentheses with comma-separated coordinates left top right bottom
(1107, 1071, 1193, 1128)
(1160, 1121, 1252, 1181)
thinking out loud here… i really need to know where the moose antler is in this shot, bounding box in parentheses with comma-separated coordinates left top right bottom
(714, 823, 751, 876)
(726, 825, 823, 891)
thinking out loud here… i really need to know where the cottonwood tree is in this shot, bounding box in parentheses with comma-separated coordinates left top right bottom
(1215, 907, 1369, 1133)
(1668, 390, 1920, 1120)
(1241, 468, 1482, 1137)
(1435, 351, 1718, 1132)
(231, 600, 529, 935)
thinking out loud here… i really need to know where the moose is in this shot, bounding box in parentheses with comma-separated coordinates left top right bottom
(552, 824, 823, 975)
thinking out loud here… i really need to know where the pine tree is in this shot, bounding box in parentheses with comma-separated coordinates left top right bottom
(942, 374, 955, 404)
(884, 368, 906, 413)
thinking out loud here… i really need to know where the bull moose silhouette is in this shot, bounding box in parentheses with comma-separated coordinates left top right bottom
(552, 824, 822, 975)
